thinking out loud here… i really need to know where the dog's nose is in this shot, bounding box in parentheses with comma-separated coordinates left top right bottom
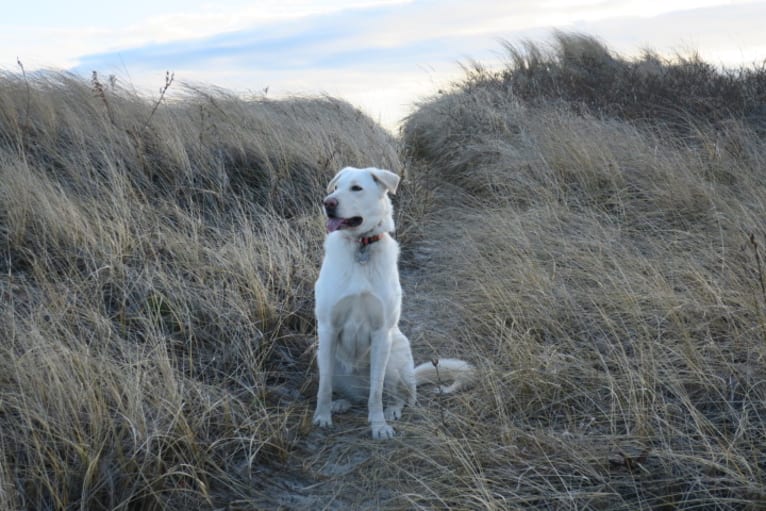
(324, 197, 338, 212)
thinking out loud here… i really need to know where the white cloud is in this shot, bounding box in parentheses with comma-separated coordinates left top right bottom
(3, 1, 413, 70)
(5, 0, 766, 130)
(116, 0, 413, 44)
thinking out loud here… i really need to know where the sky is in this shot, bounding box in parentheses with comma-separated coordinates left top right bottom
(4, 0, 766, 130)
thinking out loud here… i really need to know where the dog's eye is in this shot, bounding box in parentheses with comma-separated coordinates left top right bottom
(351, 185, 362, 192)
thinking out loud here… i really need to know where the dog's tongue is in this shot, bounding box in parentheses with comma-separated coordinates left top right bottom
(326, 217, 345, 233)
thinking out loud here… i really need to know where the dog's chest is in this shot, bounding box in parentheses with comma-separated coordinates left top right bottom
(317, 238, 398, 301)
(316, 236, 402, 368)
(331, 292, 385, 368)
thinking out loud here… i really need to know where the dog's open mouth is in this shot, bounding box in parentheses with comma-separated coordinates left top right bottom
(326, 216, 363, 233)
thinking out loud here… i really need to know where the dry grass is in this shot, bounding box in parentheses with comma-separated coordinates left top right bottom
(479, 32, 766, 132)
(2, 34, 766, 509)
(399, 35, 766, 510)
(0, 70, 399, 509)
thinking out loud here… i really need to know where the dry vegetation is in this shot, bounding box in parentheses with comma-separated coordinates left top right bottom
(2, 33, 766, 509)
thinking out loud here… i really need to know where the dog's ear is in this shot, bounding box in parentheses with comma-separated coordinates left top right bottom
(370, 168, 400, 195)
(326, 168, 348, 193)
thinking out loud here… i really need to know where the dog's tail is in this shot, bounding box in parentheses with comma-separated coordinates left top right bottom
(414, 358, 475, 394)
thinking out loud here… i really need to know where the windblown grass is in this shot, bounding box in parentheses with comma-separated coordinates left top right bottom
(0, 70, 400, 509)
(464, 32, 766, 131)
(2, 34, 766, 509)
(399, 34, 766, 510)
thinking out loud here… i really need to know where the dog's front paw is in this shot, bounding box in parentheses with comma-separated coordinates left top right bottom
(313, 409, 333, 428)
(371, 421, 395, 440)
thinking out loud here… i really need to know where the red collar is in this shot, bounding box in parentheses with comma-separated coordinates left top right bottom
(359, 233, 386, 246)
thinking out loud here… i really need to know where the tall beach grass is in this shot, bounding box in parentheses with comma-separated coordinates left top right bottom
(2, 34, 766, 508)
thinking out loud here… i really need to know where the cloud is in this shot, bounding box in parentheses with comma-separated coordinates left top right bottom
(69, 0, 516, 129)
(73, 1, 499, 72)
(72, 0, 766, 79)
(556, 1, 766, 65)
(13, 0, 765, 130)
(3, 1, 413, 70)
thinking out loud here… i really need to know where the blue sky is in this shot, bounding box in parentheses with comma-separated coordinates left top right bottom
(4, 1, 766, 130)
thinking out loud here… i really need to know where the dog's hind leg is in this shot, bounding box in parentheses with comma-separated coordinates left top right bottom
(384, 402, 404, 421)
(331, 399, 352, 413)
(384, 331, 417, 421)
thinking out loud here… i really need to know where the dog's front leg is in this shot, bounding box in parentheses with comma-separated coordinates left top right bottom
(369, 328, 394, 439)
(313, 323, 335, 428)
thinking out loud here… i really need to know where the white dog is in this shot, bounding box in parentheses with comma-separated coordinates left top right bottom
(313, 166, 474, 439)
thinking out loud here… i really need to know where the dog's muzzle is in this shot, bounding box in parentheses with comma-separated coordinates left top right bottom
(324, 197, 338, 217)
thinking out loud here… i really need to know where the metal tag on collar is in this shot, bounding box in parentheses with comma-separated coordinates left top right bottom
(355, 244, 371, 264)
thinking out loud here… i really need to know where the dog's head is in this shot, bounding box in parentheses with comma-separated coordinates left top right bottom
(323, 167, 400, 235)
